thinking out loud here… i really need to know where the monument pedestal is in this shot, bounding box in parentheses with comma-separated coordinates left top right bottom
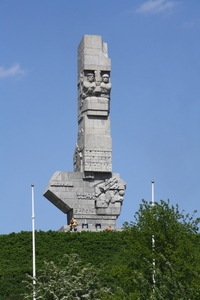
(44, 171, 125, 231)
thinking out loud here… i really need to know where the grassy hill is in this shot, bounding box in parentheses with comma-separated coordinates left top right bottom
(1, 201, 200, 299)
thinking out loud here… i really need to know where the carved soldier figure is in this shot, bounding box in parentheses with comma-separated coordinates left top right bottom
(73, 143, 83, 172)
(100, 74, 111, 98)
(82, 73, 96, 99)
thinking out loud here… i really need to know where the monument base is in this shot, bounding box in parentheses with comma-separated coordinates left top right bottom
(44, 171, 126, 231)
(58, 224, 123, 232)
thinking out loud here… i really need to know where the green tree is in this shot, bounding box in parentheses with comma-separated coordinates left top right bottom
(110, 200, 200, 299)
(23, 253, 111, 300)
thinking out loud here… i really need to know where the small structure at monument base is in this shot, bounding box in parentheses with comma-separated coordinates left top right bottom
(44, 35, 126, 232)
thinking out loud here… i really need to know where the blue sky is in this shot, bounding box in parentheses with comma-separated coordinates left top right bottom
(1, 0, 200, 234)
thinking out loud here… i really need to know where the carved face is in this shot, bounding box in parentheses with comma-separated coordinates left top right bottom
(102, 75, 109, 83)
(87, 74, 94, 82)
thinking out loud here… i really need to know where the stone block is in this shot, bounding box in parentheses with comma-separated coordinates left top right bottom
(84, 135, 112, 150)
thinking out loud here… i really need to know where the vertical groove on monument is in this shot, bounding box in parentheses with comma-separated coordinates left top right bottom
(44, 35, 126, 231)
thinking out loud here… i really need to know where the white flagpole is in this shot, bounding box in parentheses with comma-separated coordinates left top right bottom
(151, 180, 156, 290)
(31, 184, 36, 300)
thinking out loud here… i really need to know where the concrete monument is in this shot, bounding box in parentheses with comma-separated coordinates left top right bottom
(44, 35, 126, 231)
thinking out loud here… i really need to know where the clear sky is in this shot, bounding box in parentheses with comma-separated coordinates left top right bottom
(1, 0, 200, 234)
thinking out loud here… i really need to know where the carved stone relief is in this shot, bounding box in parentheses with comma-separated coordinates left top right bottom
(94, 177, 126, 209)
(82, 72, 96, 99)
(78, 127, 84, 140)
(79, 71, 111, 101)
(100, 74, 111, 98)
(73, 143, 83, 172)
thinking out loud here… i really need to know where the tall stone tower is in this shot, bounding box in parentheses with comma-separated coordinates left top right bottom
(44, 35, 126, 231)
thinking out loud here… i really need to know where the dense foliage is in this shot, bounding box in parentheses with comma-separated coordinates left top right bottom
(0, 200, 200, 299)
(0, 229, 125, 299)
(23, 253, 112, 299)
(107, 200, 200, 299)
